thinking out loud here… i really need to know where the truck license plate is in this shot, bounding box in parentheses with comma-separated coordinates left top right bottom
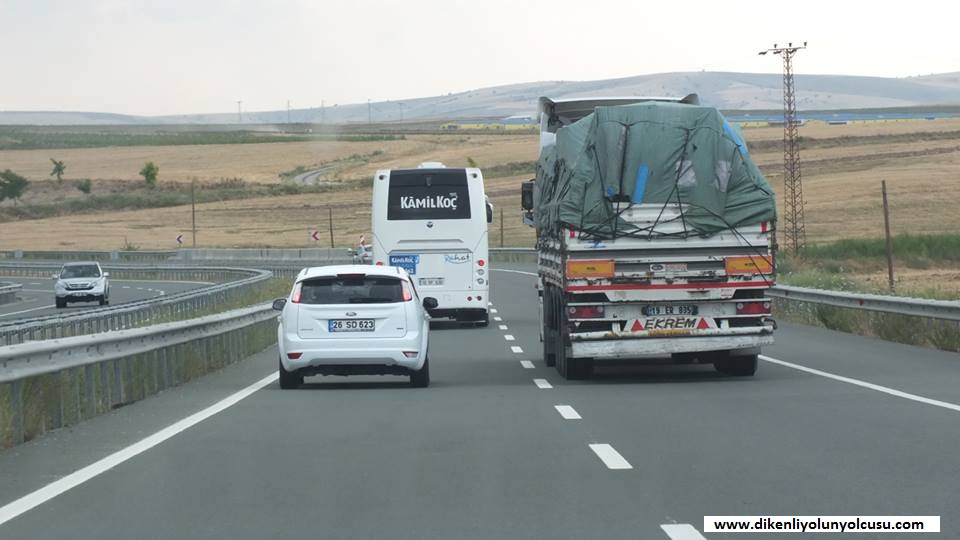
(328, 319, 375, 332)
(643, 304, 698, 316)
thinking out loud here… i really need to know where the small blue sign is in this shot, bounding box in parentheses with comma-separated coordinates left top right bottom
(389, 254, 420, 275)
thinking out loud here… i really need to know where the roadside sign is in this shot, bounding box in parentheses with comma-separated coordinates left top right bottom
(311, 230, 320, 241)
(176, 234, 183, 245)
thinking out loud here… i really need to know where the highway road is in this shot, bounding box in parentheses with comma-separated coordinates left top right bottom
(0, 276, 212, 320)
(0, 263, 957, 538)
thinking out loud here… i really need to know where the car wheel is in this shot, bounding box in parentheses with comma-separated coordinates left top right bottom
(410, 356, 430, 388)
(278, 357, 303, 389)
(55, 297, 66, 309)
(98, 295, 107, 306)
(714, 352, 758, 377)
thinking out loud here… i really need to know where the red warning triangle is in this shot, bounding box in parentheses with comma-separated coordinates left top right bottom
(630, 319, 644, 332)
(696, 318, 710, 330)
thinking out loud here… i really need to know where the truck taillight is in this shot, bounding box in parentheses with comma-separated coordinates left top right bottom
(736, 301, 771, 315)
(290, 282, 303, 303)
(567, 305, 605, 318)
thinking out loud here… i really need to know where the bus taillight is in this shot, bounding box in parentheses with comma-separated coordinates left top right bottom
(477, 259, 485, 267)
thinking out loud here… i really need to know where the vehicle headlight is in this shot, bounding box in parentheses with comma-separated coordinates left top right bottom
(55, 281, 66, 291)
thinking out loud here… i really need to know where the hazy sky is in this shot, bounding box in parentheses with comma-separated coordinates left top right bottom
(1, 0, 957, 116)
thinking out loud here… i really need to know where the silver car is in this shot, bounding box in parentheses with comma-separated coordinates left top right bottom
(54, 261, 110, 308)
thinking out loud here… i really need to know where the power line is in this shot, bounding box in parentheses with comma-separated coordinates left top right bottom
(759, 41, 808, 254)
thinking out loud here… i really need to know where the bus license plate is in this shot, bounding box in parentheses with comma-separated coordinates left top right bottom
(419, 277, 444, 286)
(328, 319, 375, 332)
(642, 304, 697, 316)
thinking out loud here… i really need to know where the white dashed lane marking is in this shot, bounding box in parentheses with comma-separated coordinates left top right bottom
(520, 360, 534, 369)
(660, 524, 708, 540)
(504, 334, 515, 341)
(494, 316, 502, 322)
(533, 379, 552, 389)
(588, 444, 632, 470)
(490, 308, 498, 314)
(498, 324, 508, 330)
(554, 405, 581, 420)
(511, 346, 524, 354)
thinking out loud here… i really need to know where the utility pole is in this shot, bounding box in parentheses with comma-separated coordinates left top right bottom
(287, 100, 291, 124)
(367, 99, 372, 124)
(399, 102, 404, 122)
(881, 180, 895, 292)
(759, 41, 807, 254)
(328, 207, 334, 248)
(236, 100, 242, 124)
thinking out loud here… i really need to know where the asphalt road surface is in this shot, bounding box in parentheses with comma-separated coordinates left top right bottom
(0, 264, 957, 539)
(0, 276, 212, 321)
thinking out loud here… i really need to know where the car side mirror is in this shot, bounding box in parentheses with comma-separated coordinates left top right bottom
(422, 297, 438, 310)
(272, 298, 287, 311)
(103, 272, 110, 278)
(521, 180, 535, 210)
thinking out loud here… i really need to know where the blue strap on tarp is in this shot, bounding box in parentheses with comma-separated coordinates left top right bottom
(632, 163, 649, 203)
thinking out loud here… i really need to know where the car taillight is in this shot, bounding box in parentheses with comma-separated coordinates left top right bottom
(290, 282, 303, 303)
(287, 352, 303, 359)
(567, 305, 605, 318)
(402, 282, 413, 302)
(375, 261, 384, 266)
(736, 301, 771, 315)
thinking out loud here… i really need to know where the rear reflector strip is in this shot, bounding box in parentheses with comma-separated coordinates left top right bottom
(725, 256, 773, 274)
(287, 352, 303, 359)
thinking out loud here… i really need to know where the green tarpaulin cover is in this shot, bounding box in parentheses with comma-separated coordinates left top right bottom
(535, 102, 776, 238)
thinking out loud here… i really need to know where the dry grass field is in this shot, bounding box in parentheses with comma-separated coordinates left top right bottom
(2, 118, 960, 255)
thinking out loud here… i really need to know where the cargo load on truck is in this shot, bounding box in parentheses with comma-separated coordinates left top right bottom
(534, 101, 776, 240)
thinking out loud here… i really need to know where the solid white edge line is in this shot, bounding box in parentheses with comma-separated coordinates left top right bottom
(520, 360, 534, 369)
(504, 334, 515, 341)
(554, 405, 581, 419)
(511, 346, 524, 354)
(660, 523, 708, 540)
(533, 378, 552, 389)
(588, 443, 632, 470)
(498, 324, 508, 330)
(759, 355, 960, 413)
(0, 304, 56, 318)
(0, 372, 279, 526)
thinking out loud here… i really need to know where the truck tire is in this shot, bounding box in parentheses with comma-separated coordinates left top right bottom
(542, 286, 556, 367)
(553, 293, 591, 380)
(714, 353, 758, 377)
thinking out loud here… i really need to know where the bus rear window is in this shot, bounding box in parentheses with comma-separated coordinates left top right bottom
(387, 169, 471, 220)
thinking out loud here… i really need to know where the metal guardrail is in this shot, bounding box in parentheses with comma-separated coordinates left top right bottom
(0, 282, 21, 305)
(768, 285, 960, 322)
(0, 263, 273, 346)
(0, 303, 275, 383)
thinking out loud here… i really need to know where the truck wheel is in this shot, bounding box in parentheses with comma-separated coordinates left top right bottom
(542, 287, 556, 367)
(278, 358, 304, 389)
(555, 296, 590, 379)
(714, 353, 758, 377)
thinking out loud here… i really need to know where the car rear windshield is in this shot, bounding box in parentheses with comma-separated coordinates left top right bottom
(60, 265, 101, 278)
(298, 276, 404, 304)
(387, 169, 471, 220)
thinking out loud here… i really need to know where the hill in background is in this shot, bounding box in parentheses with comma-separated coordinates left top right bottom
(2, 71, 959, 125)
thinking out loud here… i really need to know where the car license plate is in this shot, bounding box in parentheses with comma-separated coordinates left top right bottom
(642, 304, 697, 316)
(419, 277, 444, 286)
(328, 319, 375, 332)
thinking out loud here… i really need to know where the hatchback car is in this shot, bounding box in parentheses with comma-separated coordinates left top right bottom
(53, 261, 110, 308)
(273, 265, 437, 388)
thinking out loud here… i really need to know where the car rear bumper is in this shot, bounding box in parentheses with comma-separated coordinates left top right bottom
(279, 332, 427, 373)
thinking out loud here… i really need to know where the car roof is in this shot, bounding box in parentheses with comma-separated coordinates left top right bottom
(297, 264, 407, 281)
(62, 261, 101, 266)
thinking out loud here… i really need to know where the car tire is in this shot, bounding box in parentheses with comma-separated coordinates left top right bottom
(410, 356, 430, 388)
(98, 295, 107, 306)
(278, 357, 303, 389)
(714, 353, 758, 377)
(55, 297, 66, 309)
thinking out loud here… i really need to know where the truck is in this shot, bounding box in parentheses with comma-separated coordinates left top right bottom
(521, 96, 776, 379)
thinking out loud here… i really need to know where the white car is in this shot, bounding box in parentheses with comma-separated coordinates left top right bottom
(273, 265, 437, 389)
(53, 261, 110, 308)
